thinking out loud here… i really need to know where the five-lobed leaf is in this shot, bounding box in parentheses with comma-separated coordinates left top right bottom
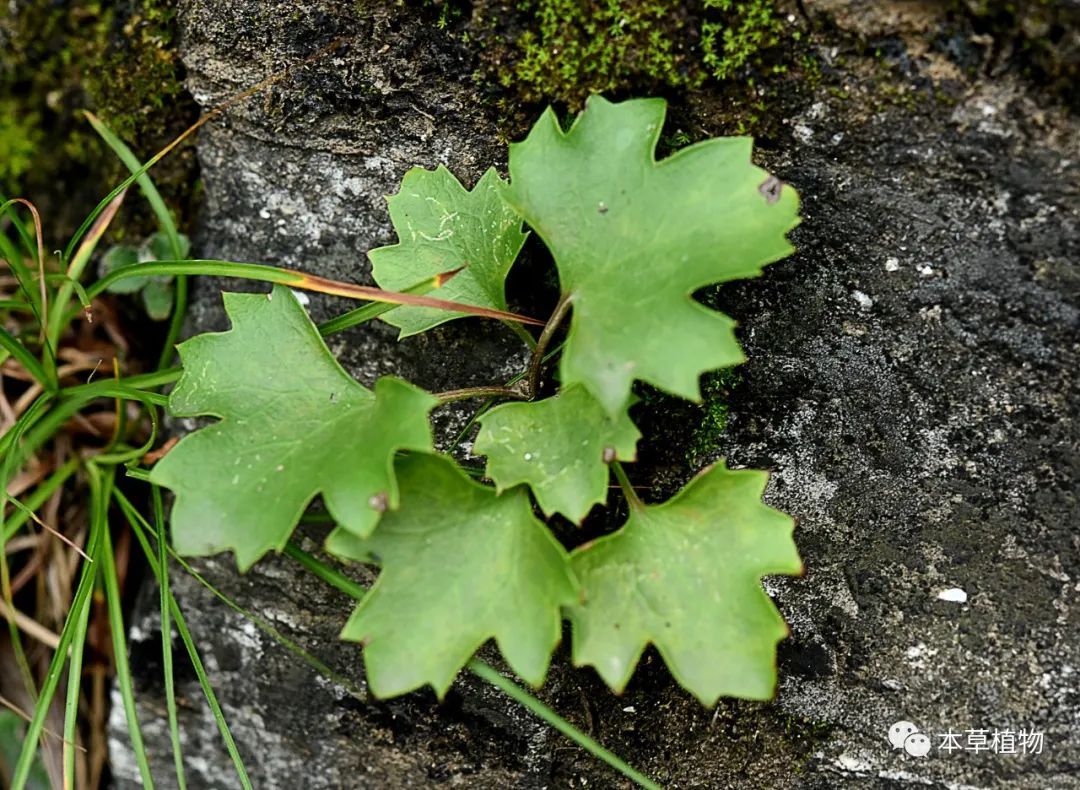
(474, 384, 640, 523)
(569, 462, 801, 705)
(151, 285, 436, 570)
(327, 453, 579, 698)
(370, 166, 527, 337)
(504, 95, 800, 416)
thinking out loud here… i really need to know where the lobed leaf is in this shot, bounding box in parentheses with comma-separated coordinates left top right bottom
(569, 462, 802, 705)
(151, 285, 436, 570)
(327, 453, 579, 698)
(474, 385, 640, 523)
(505, 96, 800, 415)
(370, 166, 528, 337)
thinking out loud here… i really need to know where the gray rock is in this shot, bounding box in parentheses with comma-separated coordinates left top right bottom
(111, 2, 1079, 788)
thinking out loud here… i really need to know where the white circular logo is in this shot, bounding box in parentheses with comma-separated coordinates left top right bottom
(888, 720, 919, 750)
(904, 732, 931, 758)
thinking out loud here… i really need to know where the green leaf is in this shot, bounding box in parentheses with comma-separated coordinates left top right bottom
(569, 462, 801, 705)
(474, 385, 640, 523)
(149, 229, 190, 261)
(101, 245, 144, 293)
(101, 231, 186, 300)
(0, 712, 50, 790)
(370, 166, 527, 337)
(141, 277, 175, 320)
(150, 285, 436, 570)
(326, 453, 578, 698)
(505, 96, 800, 415)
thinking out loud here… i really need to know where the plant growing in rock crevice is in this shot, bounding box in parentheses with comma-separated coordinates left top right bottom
(151, 95, 803, 709)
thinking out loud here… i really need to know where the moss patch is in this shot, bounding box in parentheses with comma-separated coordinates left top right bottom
(686, 367, 742, 468)
(468, 0, 803, 114)
(0, 0, 198, 236)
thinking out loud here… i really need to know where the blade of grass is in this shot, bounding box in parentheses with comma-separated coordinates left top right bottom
(466, 660, 662, 790)
(152, 486, 186, 790)
(114, 490, 254, 790)
(316, 267, 463, 336)
(116, 494, 368, 706)
(81, 260, 542, 326)
(0, 191, 38, 260)
(0, 225, 44, 320)
(1, 457, 79, 542)
(1, 389, 164, 489)
(171, 551, 366, 702)
(0, 392, 53, 474)
(92, 406, 158, 466)
(62, 556, 94, 790)
(282, 543, 663, 789)
(2, 493, 91, 561)
(82, 112, 191, 371)
(99, 479, 155, 789)
(60, 367, 181, 398)
(2, 200, 47, 349)
(84, 113, 183, 259)
(0, 326, 50, 390)
(46, 191, 125, 351)
(62, 37, 348, 265)
(9, 469, 105, 790)
(158, 274, 188, 370)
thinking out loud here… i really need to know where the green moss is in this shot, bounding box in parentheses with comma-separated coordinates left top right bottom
(0, 0, 197, 234)
(701, 0, 785, 81)
(686, 368, 741, 468)
(83, 2, 192, 144)
(470, 0, 796, 110)
(0, 98, 41, 192)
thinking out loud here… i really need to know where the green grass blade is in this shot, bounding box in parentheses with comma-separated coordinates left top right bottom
(158, 273, 188, 370)
(100, 488, 156, 789)
(315, 272, 447, 336)
(81, 261, 301, 311)
(9, 469, 104, 790)
(173, 551, 366, 700)
(169, 594, 252, 789)
(1, 457, 79, 542)
(0, 327, 50, 390)
(0, 192, 39, 261)
(84, 114, 183, 259)
(283, 543, 365, 599)
(152, 487, 187, 790)
(62, 563, 94, 789)
(0, 229, 43, 319)
(120, 500, 365, 700)
(63, 385, 167, 410)
(466, 660, 662, 790)
(317, 302, 396, 336)
(83, 113, 190, 371)
(60, 367, 181, 398)
(92, 406, 158, 466)
(114, 490, 254, 790)
(282, 543, 662, 789)
(46, 191, 126, 352)
(0, 393, 53, 476)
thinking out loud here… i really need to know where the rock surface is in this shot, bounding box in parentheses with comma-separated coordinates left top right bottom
(112, 1, 1079, 788)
